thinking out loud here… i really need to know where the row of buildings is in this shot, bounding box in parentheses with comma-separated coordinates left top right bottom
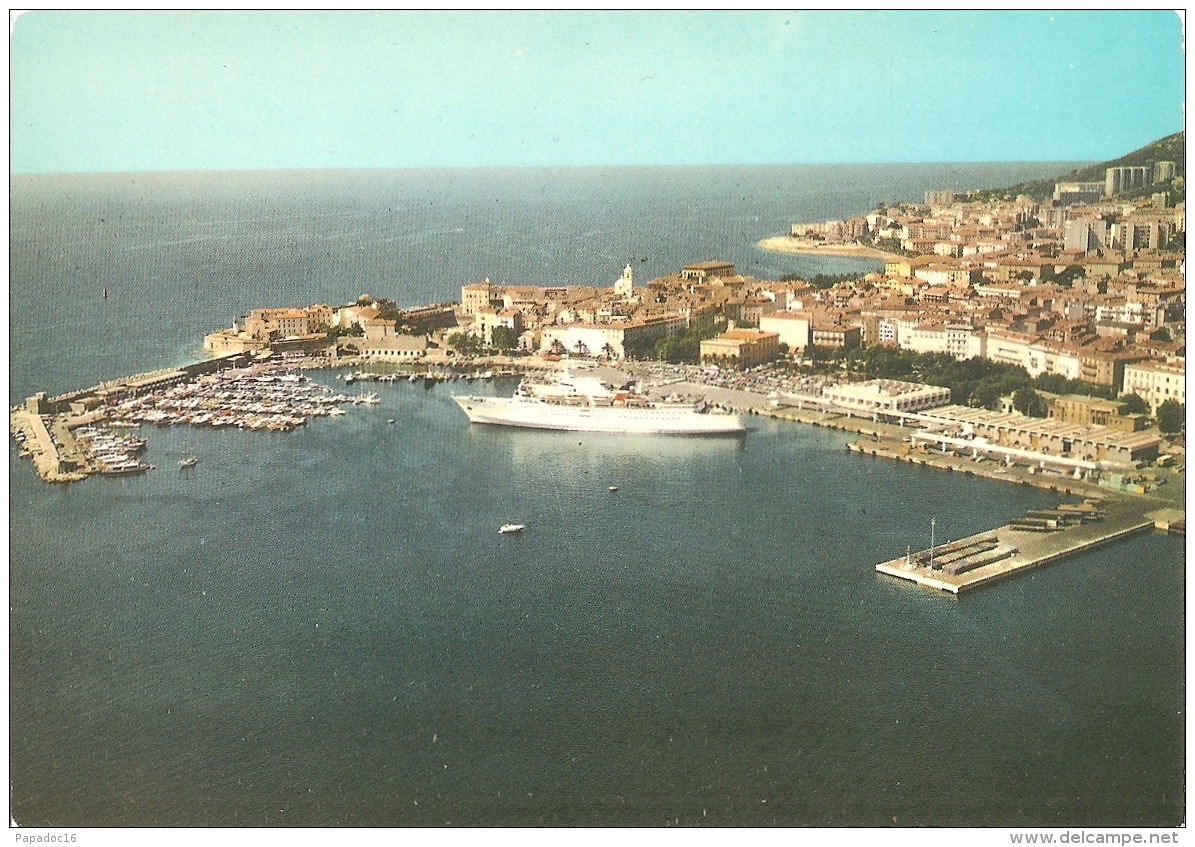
(201, 176, 1184, 419)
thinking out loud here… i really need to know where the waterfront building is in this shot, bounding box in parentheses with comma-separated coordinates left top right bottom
(204, 325, 268, 355)
(500, 286, 549, 311)
(1048, 395, 1148, 432)
(822, 379, 950, 415)
(270, 334, 337, 356)
(1121, 359, 1186, 413)
(461, 280, 504, 317)
(243, 307, 315, 338)
(539, 314, 684, 360)
(699, 329, 780, 368)
(361, 334, 428, 360)
(918, 405, 1162, 466)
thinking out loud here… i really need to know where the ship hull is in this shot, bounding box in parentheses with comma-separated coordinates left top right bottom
(453, 395, 745, 435)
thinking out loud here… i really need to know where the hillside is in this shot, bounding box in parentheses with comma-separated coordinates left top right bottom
(969, 131, 1184, 203)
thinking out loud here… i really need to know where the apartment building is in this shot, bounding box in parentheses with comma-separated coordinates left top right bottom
(1121, 359, 1185, 412)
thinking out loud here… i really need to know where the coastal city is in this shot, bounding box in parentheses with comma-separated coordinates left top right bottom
(11, 143, 1185, 594)
(8, 12, 1186, 832)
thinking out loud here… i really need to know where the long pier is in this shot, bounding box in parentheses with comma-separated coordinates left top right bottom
(876, 498, 1167, 595)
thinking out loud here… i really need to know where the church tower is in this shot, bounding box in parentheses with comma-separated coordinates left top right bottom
(614, 264, 634, 298)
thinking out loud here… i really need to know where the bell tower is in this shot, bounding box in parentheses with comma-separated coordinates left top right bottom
(614, 264, 634, 298)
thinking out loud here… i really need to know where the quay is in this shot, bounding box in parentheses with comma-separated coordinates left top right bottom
(875, 497, 1167, 595)
(10, 406, 88, 483)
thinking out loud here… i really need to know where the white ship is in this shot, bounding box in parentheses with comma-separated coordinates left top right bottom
(452, 369, 745, 435)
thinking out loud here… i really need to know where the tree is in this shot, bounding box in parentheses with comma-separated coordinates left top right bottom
(1119, 393, 1150, 415)
(490, 326, 519, 351)
(970, 382, 1003, 411)
(1012, 387, 1047, 417)
(447, 332, 481, 355)
(1157, 400, 1185, 435)
(1054, 265, 1086, 287)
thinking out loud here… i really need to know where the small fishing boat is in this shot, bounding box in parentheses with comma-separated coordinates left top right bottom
(498, 523, 526, 534)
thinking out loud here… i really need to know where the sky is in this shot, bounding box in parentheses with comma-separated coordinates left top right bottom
(8, 9, 1187, 174)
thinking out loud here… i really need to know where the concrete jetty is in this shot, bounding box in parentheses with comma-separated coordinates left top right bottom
(10, 407, 88, 483)
(876, 497, 1161, 595)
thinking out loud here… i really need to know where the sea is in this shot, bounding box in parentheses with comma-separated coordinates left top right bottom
(8, 164, 1185, 828)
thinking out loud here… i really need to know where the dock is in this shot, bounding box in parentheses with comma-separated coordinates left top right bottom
(876, 498, 1165, 595)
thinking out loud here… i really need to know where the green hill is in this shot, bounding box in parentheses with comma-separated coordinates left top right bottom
(969, 131, 1184, 203)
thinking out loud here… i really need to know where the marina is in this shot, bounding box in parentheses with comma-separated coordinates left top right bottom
(10, 358, 367, 482)
(9, 353, 541, 484)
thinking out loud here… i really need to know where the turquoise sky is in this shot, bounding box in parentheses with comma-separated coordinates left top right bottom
(10, 10, 1186, 173)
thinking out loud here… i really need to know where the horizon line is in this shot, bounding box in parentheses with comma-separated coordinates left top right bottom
(10, 159, 1103, 179)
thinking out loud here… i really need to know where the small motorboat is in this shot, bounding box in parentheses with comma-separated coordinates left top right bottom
(499, 524, 526, 534)
(608, 486, 618, 492)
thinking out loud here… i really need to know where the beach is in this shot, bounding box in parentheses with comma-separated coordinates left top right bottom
(757, 234, 902, 262)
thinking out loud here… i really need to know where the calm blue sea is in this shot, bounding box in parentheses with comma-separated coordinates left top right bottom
(8, 165, 1184, 827)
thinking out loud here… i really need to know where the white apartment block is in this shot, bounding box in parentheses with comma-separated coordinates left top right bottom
(759, 311, 811, 350)
(901, 322, 986, 361)
(1094, 300, 1144, 325)
(1121, 360, 1185, 412)
(985, 330, 1081, 379)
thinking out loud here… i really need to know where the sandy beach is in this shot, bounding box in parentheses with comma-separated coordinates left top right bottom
(757, 234, 901, 262)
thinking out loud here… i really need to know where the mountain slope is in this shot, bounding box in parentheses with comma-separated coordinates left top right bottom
(971, 132, 1184, 202)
